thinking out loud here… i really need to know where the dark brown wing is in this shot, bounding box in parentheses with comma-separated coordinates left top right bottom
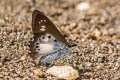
(32, 10, 70, 46)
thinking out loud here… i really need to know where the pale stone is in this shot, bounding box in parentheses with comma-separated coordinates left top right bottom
(76, 2, 90, 11)
(76, 2, 100, 15)
(33, 68, 44, 77)
(47, 66, 79, 80)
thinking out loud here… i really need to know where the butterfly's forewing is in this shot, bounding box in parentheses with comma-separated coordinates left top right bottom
(29, 10, 70, 58)
(32, 10, 70, 46)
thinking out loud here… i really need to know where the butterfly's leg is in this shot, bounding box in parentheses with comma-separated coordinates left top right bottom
(48, 61, 54, 67)
(48, 52, 60, 67)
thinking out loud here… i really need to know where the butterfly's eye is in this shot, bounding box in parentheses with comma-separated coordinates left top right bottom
(48, 36, 51, 38)
(54, 39, 57, 42)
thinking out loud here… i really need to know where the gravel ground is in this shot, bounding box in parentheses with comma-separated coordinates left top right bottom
(0, 0, 120, 80)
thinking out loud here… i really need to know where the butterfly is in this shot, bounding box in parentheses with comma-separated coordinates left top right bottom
(29, 10, 71, 64)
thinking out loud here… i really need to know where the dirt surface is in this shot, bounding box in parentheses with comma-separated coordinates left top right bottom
(0, 0, 120, 80)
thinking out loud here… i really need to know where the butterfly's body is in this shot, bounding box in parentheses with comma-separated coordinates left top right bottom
(29, 10, 71, 64)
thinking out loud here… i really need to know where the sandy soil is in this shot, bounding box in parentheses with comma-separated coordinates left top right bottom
(0, 0, 120, 80)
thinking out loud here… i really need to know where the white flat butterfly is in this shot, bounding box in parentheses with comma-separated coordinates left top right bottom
(29, 10, 71, 64)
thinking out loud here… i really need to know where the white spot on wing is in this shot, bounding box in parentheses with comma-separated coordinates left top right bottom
(40, 25, 46, 31)
(40, 28, 46, 31)
(41, 20, 43, 22)
(39, 20, 46, 24)
(41, 25, 46, 28)
(44, 20, 46, 22)
(38, 43, 54, 55)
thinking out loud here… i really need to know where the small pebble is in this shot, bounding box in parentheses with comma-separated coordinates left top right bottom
(0, 55, 6, 63)
(94, 29, 102, 38)
(115, 73, 120, 79)
(33, 68, 44, 77)
(96, 65, 103, 70)
(47, 66, 79, 80)
(76, 2, 90, 11)
(87, 63, 93, 67)
(20, 55, 27, 61)
(76, 2, 100, 15)
(0, 62, 3, 67)
(19, 50, 28, 55)
(84, 72, 94, 78)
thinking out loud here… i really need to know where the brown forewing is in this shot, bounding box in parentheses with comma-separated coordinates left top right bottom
(32, 10, 70, 46)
